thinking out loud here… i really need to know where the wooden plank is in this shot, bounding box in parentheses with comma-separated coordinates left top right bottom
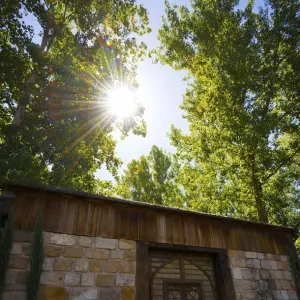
(40, 195, 54, 231)
(228, 224, 237, 250)
(252, 228, 263, 253)
(14, 193, 29, 229)
(147, 210, 156, 242)
(87, 202, 99, 236)
(183, 217, 190, 245)
(138, 209, 148, 241)
(118, 206, 130, 240)
(263, 230, 275, 254)
(188, 217, 198, 246)
(173, 216, 183, 245)
(240, 226, 250, 251)
(108, 204, 116, 238)
(156, 213, 166, 243)
(246, 227, 257, 252)
(221, 222, 231, 250)
(270, 232, 280, 255)
(50, 198, 66, 233)
(99, 203, 110, 237)
(128, 208, 139, 241)
(165, 213, 174, 244)
(62, 199, 78, 234)
(234, 226, 244, 250)
(75, 201, 89, 235)
(24, 193, 39, 230)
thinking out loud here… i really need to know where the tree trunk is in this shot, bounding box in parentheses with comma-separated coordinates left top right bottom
(253, 176, 268, 223)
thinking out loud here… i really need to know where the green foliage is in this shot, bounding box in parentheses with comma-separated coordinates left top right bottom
(26, 207, 44, 300)
(115, 145, 184, 207)
(0, 0, 150, 192)
(156, 0, 300, 229)
(0, 210, 13, 299)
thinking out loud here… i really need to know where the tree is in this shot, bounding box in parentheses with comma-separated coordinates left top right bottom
(0, 0, 149, 192)
(115, 145, 184, 207)
(156, 0, 300, 229)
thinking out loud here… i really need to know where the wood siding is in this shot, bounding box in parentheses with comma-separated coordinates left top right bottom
(13, 189, 292, 255)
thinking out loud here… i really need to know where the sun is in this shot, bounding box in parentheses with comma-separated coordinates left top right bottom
(107, 85, 137, 119)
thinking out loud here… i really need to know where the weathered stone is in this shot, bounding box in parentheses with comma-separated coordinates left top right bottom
(260, 269, 270, 279)
(22, 244, 30, 256)
(274, 270, 283, 279)
(13, 230, 32, 243)
(64, 273, 81, 286)
(64, 247, 83, 258)
(96, 274, 116, 287)
(74, 258, 88, 272)
(78, 236, 92, 248)
(8, 256, 28, 270)
(261, 260, 271, 269)
(246, 259, 254, 268)
(10, 291, 26, 300)
(110, 249, 124, 259)
(5, 283, 26, 291)
(237, 251, 246, 258)
(124, 250, 136, 261)
(282, 270, 293, 280)
(244, 290, 256, 300)
(69, 288, 97, 300)
(281, 279, 291, 290)
(11, 243, 23, 255)
(122, 287, 135, 300)
(43, 232, 51, 244)
(280, 255, 288, 262)
(89, 259, 104, 272)
(281, 290, 289, 300)
(40, 272, 63, 286)
(245, 252, 257, 259)
(119, 240, 135, 250)
(2, 292, 10, 300)
(85, 249, 109, 260)
(105, 260, 130, 273)
(81, 273, 94, 287)
(98, 287, 121, 300)
(130, 262, 136, 274)
(268, 279, 282, 290)
(236, 258, 247, 268)
(270, 260, 278, 270)
(253, 259, 261, 269)
(234, 279, 257, 290)
(228, 250, 236, 257)
(277, 262, 289, 270)
(287, 291, 298, 300)
(230, 257, 237, 267)
(272, 290, 283, 300)
(269, 270, 276, 279)
(5, 270, 16, 284)
(43, 258, 53, 271)
(116, 273, 135, 287)
(257, 253, 265, 260)
(44, 246, 63, 257)
(53, 258, 73, 272)
(241, 269, 253, 280)
(258, 280, 268, 291)
(95, 238, 117, 249)
(232, 268, 243, 280)
(15, 272, 27, 285)
(41, 286, 67, 300)
(50, 233, 76, 246)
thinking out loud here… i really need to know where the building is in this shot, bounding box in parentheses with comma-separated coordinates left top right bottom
(0, 184, 299, 300)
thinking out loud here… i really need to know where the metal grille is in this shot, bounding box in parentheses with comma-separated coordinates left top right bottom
(167, 283, 202, 300)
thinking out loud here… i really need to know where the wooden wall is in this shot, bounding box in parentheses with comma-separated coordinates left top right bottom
(12, 189, 293, 255)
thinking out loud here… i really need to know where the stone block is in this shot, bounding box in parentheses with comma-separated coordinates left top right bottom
(98, 287, 121, 300)
(90, 259, 104, 272)
(5, 269, 16, 284)
(81, 273, 94, 287)
(5, 283, 26, 291)
(122, 287, 135, 300)
(64, 273, 81, 286)
(53, 258, 73, 272)
(277, 262, 289, 270)
(261, 260, 271, 269)
(43, 258, 53, 271)
(40, 272, 63, 286)
(124, 250, 136, 261)
(287, 291, 298, 300)
(257, 253, 265, 260)
(85, 249, 109, 260)
(258, 280, 268, 291)
(78, 236, 92, 248)
(96, 274, 116, 287)
(280, 255, 288, 262)
(110, 249, 124, 259)
(13, 230, 32, 242)
(234, 279, 257, 290)
(281, 280, 291, 290)
(245, 252, 257, 259)
(119, 240, 135, 250)
(270, 260, 278, 270)
(22, 244, 30, 256)
(69, 288, 97, 300)
(274, 270, 283, 279)
(105, 260, 130, 273)
(237, 251, 246, 258)
(95, 238, 117, 249)
(64, 247, 83, 258)
(15, 272, 27, 285)
(11, 243, 23, 255)
(44, 246, 63, 257)
(268, 279, 282, 290)
(8, 256, 28, 270)
(130, 262, 136, 274)
(228, 250, 237, 257)
(269, 270, 276, 279)
(43, 232, 51, 244)
(116, 273, 135, 287)
(230, 257, 237, 267)
(241, 269, 253, 280)
(260, 269, 270, 279)
(253, 259, 261, 268)
(272, 290, 283, 300)
(232, 268, 243, 280)
(236, 258, 246, 268)
(244, 290, 256, 299)
(282, 270, 293, 280)
(10, 292, 26, 300)
(2, 292, 10, 300)
(281, 290, 289, 300)
(246, 259, 254, 268)
(41, 286, 67, 300)
(50, 233, 76, 246)
(74, 258, 88, 272)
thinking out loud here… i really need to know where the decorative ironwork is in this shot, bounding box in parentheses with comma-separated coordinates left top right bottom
(167, 283, 201, 300)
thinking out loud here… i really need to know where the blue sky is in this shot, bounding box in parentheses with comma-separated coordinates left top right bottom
(24, 0, 263, 181)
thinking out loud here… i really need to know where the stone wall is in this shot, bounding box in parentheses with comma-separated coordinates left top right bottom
(228, 250, 299, 300)
(3, 232, 136, 300)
